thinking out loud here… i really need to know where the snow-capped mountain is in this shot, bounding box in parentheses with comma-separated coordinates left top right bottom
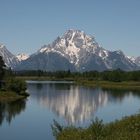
(39, 29, 100, 66)
(16, 53, 29, 61)
(16, 29, 139, 71)
(0, 44, 19, 69)
(1, 30, 140, 71)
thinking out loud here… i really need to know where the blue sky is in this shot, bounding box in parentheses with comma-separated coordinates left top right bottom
(0, 0, 140, 56)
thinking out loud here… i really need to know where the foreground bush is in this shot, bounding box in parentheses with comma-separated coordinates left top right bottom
(53, 115, 140, 140)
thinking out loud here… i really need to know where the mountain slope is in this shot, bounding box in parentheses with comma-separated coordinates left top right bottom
(16, 51, 75, 71)
(0, 44, 19, 69)
(134, 57, 140, 67)
(104, 51, 138, 71)
(128, 56, 140, 68)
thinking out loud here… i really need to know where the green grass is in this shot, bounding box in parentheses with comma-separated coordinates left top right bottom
(54, 114, 140, 140)
(0, 91, 27, 102)
(76, 79, 140, 91)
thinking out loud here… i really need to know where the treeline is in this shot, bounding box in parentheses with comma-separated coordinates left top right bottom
(14, 69, 140, 82)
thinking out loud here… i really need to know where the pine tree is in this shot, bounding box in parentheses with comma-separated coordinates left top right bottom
(0, 56, 5, 88)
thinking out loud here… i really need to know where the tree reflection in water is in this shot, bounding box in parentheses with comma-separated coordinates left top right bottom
(0, 99, 26, 125)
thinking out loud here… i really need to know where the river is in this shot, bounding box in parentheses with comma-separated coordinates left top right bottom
(0, 81, 140, 140)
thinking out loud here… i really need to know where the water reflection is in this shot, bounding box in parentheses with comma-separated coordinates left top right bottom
(1, 82, 140, 140)
(0, 100, 26, 125)
(40, 87, 108, 124)
(27, 84, 94, 123)
(102, 88, 140, 102)
(27, 82, 140, 124)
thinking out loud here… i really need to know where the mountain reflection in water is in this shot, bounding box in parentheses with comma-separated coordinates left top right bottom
(27, 82, 140, 124)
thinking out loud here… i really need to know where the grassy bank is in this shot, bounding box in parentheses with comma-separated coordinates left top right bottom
(16, 76, 140, 91)
(53, 114, 140, 140)
(0, 91, 27, 102)
(76, 79, 140, 91)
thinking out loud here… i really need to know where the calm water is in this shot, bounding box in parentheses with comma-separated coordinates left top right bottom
(1, 81, 140, 140)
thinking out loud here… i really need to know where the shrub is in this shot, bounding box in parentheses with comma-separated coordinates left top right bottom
(5, 78, 27, 94)
(88, 118, 105, 140)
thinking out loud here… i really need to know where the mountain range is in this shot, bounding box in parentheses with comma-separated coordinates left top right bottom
(0, 29, 140, 71)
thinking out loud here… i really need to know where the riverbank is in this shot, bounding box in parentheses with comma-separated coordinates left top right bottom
(16, 76, 140, 91)
(54, 114, 140, 140)
(76, 79, 140, 91)
(0, 91, 28, 102)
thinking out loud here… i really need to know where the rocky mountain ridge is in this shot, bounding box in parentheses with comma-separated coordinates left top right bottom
(0, 30, 140, 71)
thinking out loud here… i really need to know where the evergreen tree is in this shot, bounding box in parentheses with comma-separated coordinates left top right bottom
(0, 56, 5, 88)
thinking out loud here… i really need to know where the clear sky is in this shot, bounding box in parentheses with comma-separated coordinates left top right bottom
(0, 0, 140, 56)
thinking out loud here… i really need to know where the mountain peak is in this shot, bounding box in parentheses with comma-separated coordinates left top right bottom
(63, 29, 93, 39)
(0, 44, 19, 68)
(64, 29, 85, 34)
(39, 29, 98, 53)
(60, 29, 97, 48)
(0, 44, 6, 49)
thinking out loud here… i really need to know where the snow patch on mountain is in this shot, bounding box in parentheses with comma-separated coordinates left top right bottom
(16, 53, 29, 61)
(127, 56, 140, 67)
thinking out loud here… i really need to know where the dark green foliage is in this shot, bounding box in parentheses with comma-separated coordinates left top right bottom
(0, 63, 28, 97)
(101, 69, 125, 82)
(4, 68, 14, 79)
(5, 78, 27, 95)
(0, 56, 5, 79)
(0, 56, 5, 88)
(14, 69, 140, 82)
(88, 118, 105, 140)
